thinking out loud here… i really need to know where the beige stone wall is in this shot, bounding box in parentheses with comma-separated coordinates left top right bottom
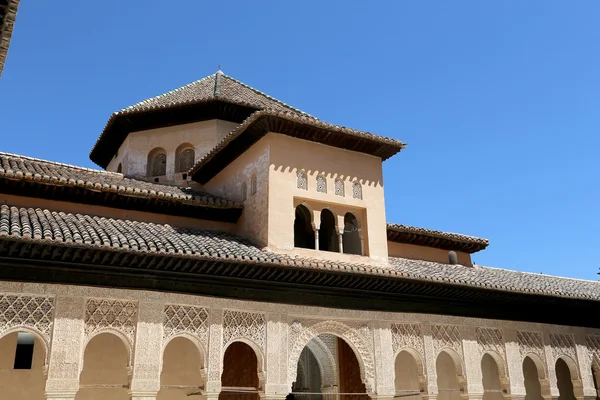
(266, 134, 388, 262)
(0, 332, 46, 400)
(0, 282, 597, 400)
(204, 137, 271, 246)
(106, 119, 239, 181)
(387, 241, 473, 266)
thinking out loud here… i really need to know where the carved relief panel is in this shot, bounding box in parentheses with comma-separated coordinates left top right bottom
(0, 294, 54, 345)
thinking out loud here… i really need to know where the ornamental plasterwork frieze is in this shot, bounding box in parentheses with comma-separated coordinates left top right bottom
(84, 298, 137, 352)
(288, 319, 376, 392)
(585, 335, 600, 368)
(0, 294, 54, 345)
(223, 310, 266, 349)
(163, 304, 209, 349)
(549, 333, 577, 363)
(391, 323, 424, 356)
(517, 331, 546, 365)
(476, 327, 504, 355)
(431, 324, 462, 357)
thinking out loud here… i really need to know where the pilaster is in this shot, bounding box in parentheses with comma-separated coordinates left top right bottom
(265, 313, 290, 395)
(503, 330, 525, 400)
(129, 299, 164, 398)
(461, 327, 484, 399)
(543, 332, 559, 400)
(422, 323, 439, 396)
(45, 296, 85, 400)
(575, 334, 597, 400)
(372, 321, 395, 397)
(205, 307, 224, 395)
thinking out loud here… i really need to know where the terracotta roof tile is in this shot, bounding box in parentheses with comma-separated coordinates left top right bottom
(0, 152, 240, 209)
(0, 0, 19, 77)
(1, 203, 598, 302)
(387, 223, 489, 253)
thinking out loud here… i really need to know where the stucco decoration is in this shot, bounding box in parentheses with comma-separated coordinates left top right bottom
(178, 148, 195, 172)
(476, 327, 509, 382)
(549, 334, 577, 365)
(352, 181, 362, 199)
(84, 298, 138, 363)
(586, 336, 600, 368)
(297, 170, 308, 190)
(392, 323, 424, 356)
(432, 324, 463, 357)
(517, 331, 545, 361)
(223, 310, 266, 349)
(334, 178, 344, 196)
(317, 175, 327, 193)
(0, 294, 54, 346)
(163, 304, 209, 350)
(288, 319, 376, 393)
(305, 334, 339, 387)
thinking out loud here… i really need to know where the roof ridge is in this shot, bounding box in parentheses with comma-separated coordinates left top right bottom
(0, 151, 116, 175)
(120, 73, 217, 113)
(219, 72, 312, 117)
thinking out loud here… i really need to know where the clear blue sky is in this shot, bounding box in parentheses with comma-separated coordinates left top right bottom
(1, 1, 598, 280)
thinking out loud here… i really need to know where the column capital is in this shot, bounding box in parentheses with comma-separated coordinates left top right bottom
(129, 390, 158, 400)
(45, 390, 78, 400)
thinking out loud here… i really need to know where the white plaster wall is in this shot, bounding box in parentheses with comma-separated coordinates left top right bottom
(105, 120, 239, 181)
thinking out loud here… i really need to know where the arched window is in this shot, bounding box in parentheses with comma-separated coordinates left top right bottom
(297, 170, 308, 190)
(319, 209, 339, 252)
(342, 212, 361, 255)
(242, 182, 248, 202)
(334, 178, 344, 196)
(294, 205, 315, 249)
(117, 163, 122, 174)
(251, 175, 257, 195)
(352, 181, 362, 199)
(316, 175, 327, 193)
(176, 145, 195, 173)
(147, 148, 167, 177)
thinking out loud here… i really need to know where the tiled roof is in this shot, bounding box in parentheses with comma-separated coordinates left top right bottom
(387, 223, 489, 253)
(0, 0, 20, 77)
(0, 152, 240, 209)
(190, 110, 406, 183)
(120, 71, 311, 116)
(1, 202, 598, 302)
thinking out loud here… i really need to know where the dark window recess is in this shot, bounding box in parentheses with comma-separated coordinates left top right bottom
(154, 178, 159, 183)
(14, 332, 35, 369)
(182, 173, 187, 180)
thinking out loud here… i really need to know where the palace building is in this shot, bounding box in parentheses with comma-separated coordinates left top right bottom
(0, 70, 599, 400)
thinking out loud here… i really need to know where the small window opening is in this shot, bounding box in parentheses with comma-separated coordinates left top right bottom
(352, 181, 362, 199)
(117, 163, 122, 174)
(342, 212, 361, 255)
(182, 173, 187, 180)
(297, 170, 307, 190)
(448, 251, 458, 265)
(294, 205, 315, 249)
(14, 332, 35, 369)
(154, 177, 159, 183)
(319, 209, 339, 252)
(316, 175, 327, 193)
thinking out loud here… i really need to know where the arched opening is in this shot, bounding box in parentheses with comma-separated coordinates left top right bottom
(523, 356, 543, 400)
(158, 337, 205, 400)
(220, 342, 260, 400)
(342, 213, 361, 255)
(394, 350, 422, 400)
(293, 347, 322, 400)
(556, 358, 576, 400)
(319, 209, 339, 252)
(148, 148, 167, 177)
(295, 205, 315, 249)
(481, 353, 504, 400)
(0, 331, 46, 400)
(436, 351, 461, 400)
(117, 163, 122, 173)
(292, 334, 366, 400)
(77, 332, 130, 400)
(176, 144, 195, 173)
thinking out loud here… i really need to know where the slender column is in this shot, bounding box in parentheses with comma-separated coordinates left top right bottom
(205, 308, 224, 398)
(461, 327, 484, 400)
(45, 296, 86, 400)
(372, 321, 395, 398)
(129, 300, 164, 400)
(338, 232, 344, 253)
(315, 229, 320, 250)
(503, 330, 525, 400)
